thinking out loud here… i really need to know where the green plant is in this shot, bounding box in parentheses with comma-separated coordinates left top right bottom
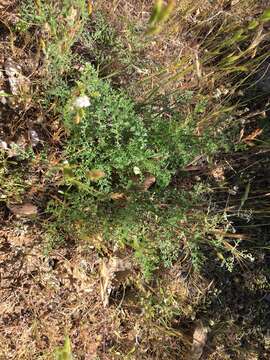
(43, 58, 249, 278)
(0, 150, 29, 202)
(54, 337, 73, 360)
(81, 12, 126, 70)
(58, 64, 225, 189)
(147, 0, 175, 35)
(59, 64, 169, 191)
(17, 0, 88, 88)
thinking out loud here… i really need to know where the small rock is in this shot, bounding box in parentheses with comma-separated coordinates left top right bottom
(0, 67, 7, 104)
(133, 166, 141, 175)
(8, 203, 38, 217)
(0, 90, 7, 105)
(0, 140, 8, 150)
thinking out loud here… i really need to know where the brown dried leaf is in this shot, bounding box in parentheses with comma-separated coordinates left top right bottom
(9, 203, 38, 217)
(66, 6, 78, 23)
(136, 174, 156, 192)
(86, 169, 105, 181)
(210, 166, 225, 181)
(88, 0, 93, 16)
(110, 192, 126, 200)
(4, 59, 30, 96)
(2, 226, 35, 247)
(62, 258, 94, 294)
(100, 257, 131, 307)
(243, 128, 263, 144)
(191, 321, 208, 360)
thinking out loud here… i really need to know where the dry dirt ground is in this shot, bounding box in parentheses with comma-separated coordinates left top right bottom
(0, 2, 112, 359)
(0, 224, 113, 359)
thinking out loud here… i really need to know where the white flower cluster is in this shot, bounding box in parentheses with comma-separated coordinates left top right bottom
(73, 95, 91, 109)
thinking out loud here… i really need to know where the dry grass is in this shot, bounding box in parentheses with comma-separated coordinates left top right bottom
(94, 0, 269, 101)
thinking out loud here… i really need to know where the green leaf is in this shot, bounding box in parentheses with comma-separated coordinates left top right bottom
(232, 29, 244, 40)
(224, 53, 242, 65)
(260, 9, 270, 21)
(231, 29, 247, 43)
(55, 337, 73, 360)
(156, 0, 175, 23)
(239, 181, 251, 210)
(147, 0, 175, 35)
(248, 20, 259, 30)
(63, 167, 75, 178)
(0, 91, 11, 97)
(149, 0, 163, 26)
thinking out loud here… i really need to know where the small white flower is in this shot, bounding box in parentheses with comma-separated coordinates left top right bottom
(29, 130, 40, 147)
(73, 95, 91, 109)
(133, 166, 141, 175)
